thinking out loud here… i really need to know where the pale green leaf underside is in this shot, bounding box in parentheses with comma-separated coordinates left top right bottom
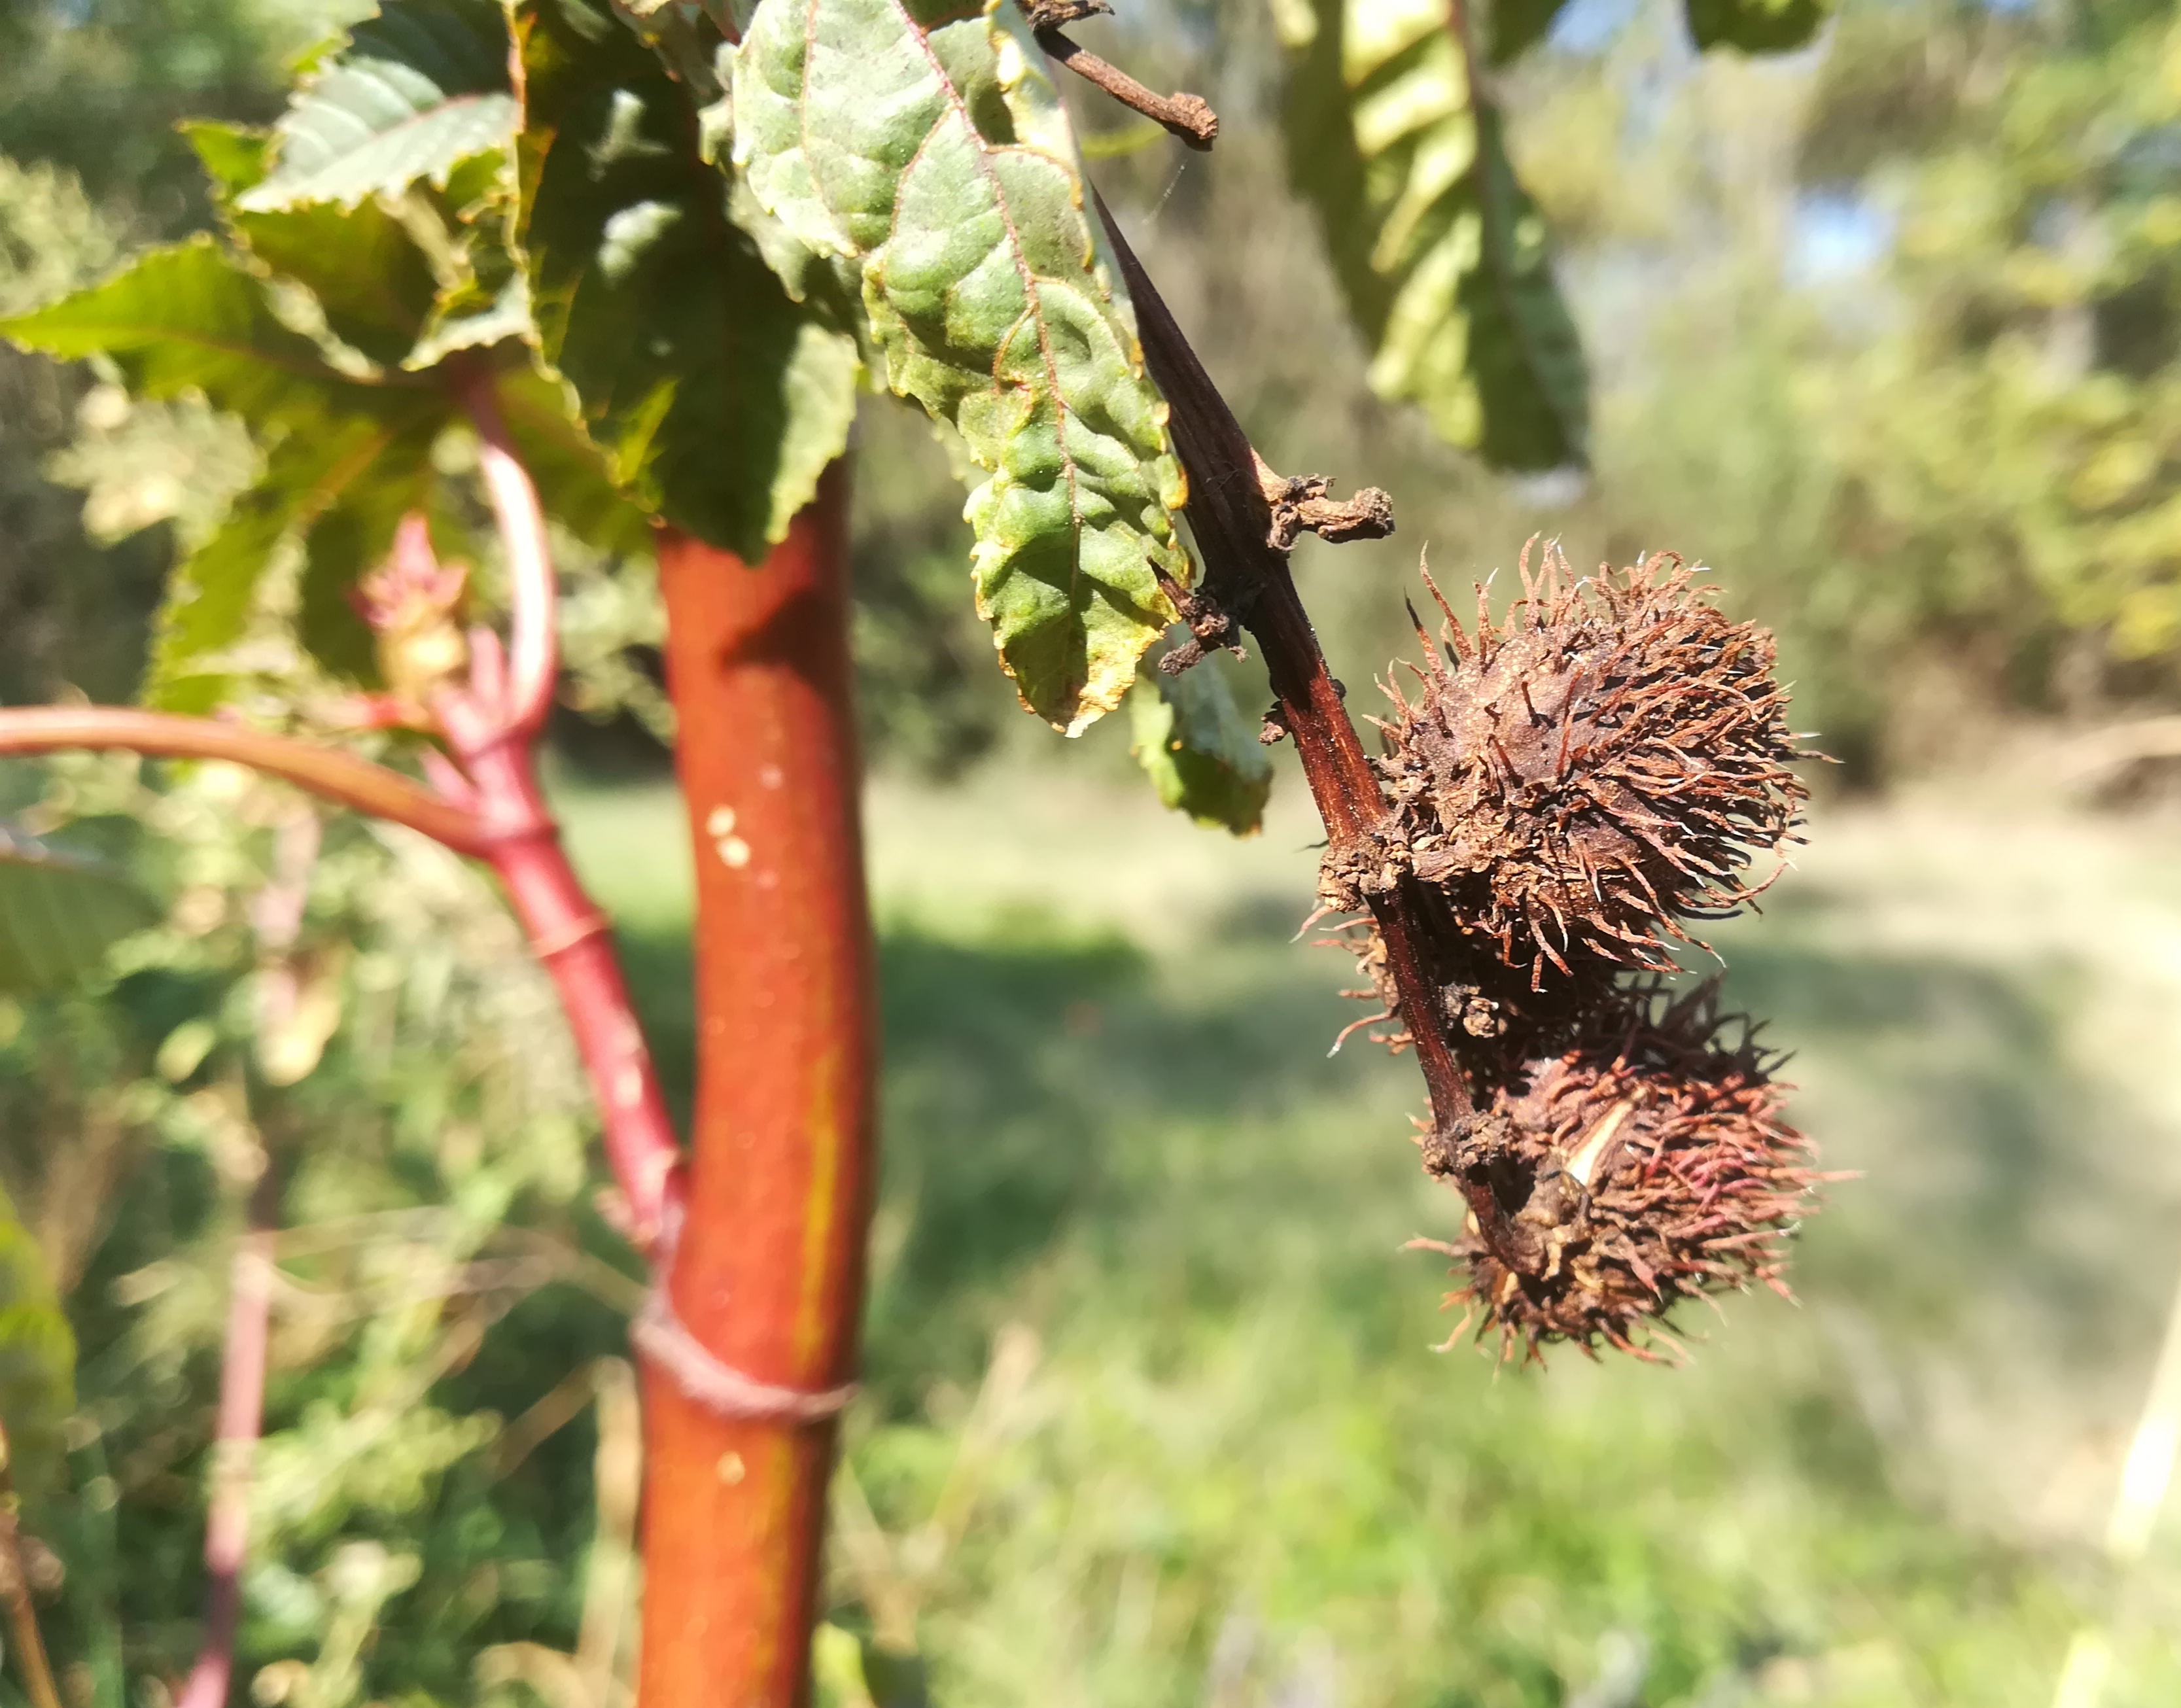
(1128, 652, 1273, 835)
(241, 0, 518, 210)
(1282, 0, 1588, 471)
(735, 0, 1189, 733)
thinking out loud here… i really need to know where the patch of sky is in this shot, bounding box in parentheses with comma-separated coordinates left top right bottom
(1790, 190, 1893, 287)
(1552, 0, 1647, 55)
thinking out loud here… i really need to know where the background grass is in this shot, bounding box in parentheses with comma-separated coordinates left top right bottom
(550, 765, 2181, 1707)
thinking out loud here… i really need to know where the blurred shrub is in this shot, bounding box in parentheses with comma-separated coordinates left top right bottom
(0, 160, 179, 707)
(0, 750, 639, 1703)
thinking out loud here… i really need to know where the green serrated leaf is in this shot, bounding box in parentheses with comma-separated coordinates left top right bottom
(188, 121, 442, 370)
(5, 186, 640, 703)
(0, 237, 425, 701)
(514, 0, 859, 563)
(733, 0, 1190, 732)
(7, 105, 641, 714)
(0, 827, 157, 995)
(406, 253, 531, 370)
(1685, 0, 1827, 53)
(240, 0, 519, 212)
(493, 366, 655, 557)
(0, 237, 357, 419)
(1281, 0, 1588, 471)
(150, 398, 445, 708)
(1128, 652, 1274, 835)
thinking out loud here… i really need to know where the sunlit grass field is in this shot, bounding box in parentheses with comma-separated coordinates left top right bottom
(557, 768, 2181, 1708)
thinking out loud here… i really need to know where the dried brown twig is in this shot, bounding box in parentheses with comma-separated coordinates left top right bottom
(1024, 0, 1218, 148)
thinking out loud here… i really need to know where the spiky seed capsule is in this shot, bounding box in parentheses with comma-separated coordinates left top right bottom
(1363, 544, 1809, 988)
(1422, 986, 1820, 1364)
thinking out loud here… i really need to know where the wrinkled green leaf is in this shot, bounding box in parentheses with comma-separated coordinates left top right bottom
(1279, 0, 1588, 470)
(513, 0, 858, 562)
(0, 826, 157, 996)
(1129, 650, 1273, 835)
(733, 0, 1191, 732)
(239, 0, 518, 211)
(1686, 0, 1827, 53)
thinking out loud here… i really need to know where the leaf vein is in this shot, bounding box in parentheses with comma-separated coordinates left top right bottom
(880, 0, 1087, 606)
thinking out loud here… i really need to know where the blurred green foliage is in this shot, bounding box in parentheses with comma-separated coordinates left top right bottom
(0, 0, 2178, 1703)
(0, 751, 643, 1704)
(793, 777, 2181, 1706)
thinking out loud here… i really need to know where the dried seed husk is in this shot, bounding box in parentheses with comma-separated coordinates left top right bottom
(1419, 983, 1822, 1364)
(1336, 544, 1810, 992)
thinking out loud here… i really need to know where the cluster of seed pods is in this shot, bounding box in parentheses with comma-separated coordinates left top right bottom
(1321, 544, 1826, 1362)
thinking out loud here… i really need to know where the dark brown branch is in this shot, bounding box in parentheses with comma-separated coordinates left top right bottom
(1094, 190, 1490, 1173)
(1036, 28, 1218, 149)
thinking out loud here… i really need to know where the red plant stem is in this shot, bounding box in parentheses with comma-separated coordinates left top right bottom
(175, 1223, 273, 1708)
(0, 387, 686, 1250)
(457, 370, 557, 738)
(444, 380, 685, 1250)
(0, 706, 680, 1247)
(0, 709, 489, 853)
(464, 733, 682, 1251)
(640, 463, 875, 1708)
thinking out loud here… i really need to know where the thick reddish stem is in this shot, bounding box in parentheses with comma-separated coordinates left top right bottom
(175, 1224, 272, 1708)
(640, 464, 875, 1708)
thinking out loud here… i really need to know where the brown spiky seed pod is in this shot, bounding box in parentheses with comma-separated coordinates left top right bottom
(1420, 985, 1820, 1363)
(1366, 544, 1808, 986)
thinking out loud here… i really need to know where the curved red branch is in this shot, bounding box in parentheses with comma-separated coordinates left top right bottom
(0, 700, 683, 1249)
(0, 708, 490, 853)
